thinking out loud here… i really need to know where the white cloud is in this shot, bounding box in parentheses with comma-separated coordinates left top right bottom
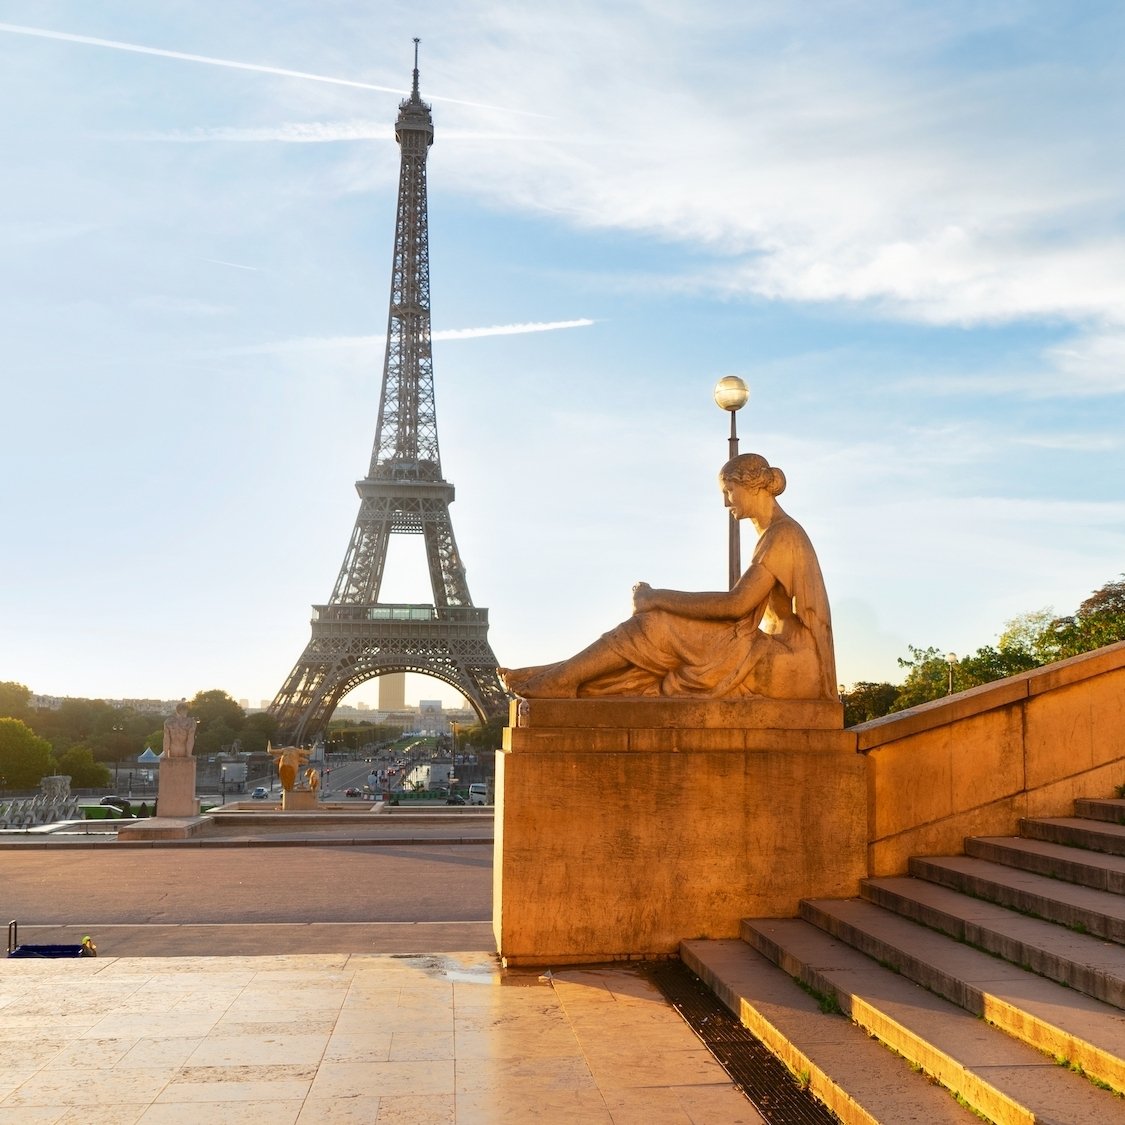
(406, 5, 1125, 342)
(1047, 328, 1125, 394)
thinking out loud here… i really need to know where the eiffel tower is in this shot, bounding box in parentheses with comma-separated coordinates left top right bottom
(269, 44, 507, 746)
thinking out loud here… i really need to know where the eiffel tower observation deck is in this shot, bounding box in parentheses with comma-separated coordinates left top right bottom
(269, 43, 507, 746)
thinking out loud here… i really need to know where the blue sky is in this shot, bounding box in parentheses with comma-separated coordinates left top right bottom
(1, 2, 1123, 710)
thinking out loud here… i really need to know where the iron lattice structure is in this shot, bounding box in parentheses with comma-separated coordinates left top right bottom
(269, 48, 507, 746)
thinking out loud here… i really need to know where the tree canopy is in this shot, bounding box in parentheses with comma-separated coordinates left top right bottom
(53, 745, 112, 788)
(841, 573, 1125, 725)
(0, 681, 30, 721)
(0, 718, 54, 789)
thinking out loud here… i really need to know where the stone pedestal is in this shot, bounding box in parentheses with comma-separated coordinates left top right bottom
(494, 698, 866, 967)
(155, 756, 198, 817)
(282, 788, 318, 811)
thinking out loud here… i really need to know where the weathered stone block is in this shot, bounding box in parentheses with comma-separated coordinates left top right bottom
(494, 703, 864, 966)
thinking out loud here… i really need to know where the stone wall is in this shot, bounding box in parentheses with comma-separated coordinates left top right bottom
(493, 641, 1125, 967)
(858, 640, 1125, 875)
(494, 699, 865, 966)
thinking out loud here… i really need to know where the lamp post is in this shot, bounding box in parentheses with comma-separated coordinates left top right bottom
(946, 652, 958, 695)
(713, 375, 750, 589)
(112, 722, 124, 789)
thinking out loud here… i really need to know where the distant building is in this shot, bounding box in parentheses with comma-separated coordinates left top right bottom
(29, 694, 178, 715)
(419, 699, 443, 733)
(379, 672, 407, 711)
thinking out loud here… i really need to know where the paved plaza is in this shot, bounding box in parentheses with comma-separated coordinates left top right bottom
(0, 821, 762, 1123)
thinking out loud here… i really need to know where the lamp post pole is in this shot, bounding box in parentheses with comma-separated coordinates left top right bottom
(713, 376, 750, 589)
(946, 652, 958, 695)
(112, 723, 124, 790)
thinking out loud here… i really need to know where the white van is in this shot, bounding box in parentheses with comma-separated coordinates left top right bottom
(468, 783, 490, 806)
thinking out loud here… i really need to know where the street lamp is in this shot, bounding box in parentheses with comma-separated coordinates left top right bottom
(946, 652, 958, 695)
(112, 723, 124, 788)
(713, 375, 750, 589)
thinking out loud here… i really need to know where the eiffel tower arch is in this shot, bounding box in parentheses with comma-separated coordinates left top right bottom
(269, 44, 507, 747)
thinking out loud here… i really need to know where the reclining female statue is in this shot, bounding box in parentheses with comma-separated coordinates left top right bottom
(499, 452, 836, 700)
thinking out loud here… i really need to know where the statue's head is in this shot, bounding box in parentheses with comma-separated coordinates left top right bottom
(175, 702, 189, 717)
(719, 453, 786, 497)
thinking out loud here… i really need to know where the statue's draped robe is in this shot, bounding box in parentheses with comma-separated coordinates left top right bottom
(581, 515, 836, 700)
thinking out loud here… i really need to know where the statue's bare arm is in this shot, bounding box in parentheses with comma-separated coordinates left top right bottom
(632, 562, 776, 620)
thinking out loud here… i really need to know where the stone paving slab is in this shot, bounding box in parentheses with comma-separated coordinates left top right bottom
(0, 952, 761, 1123)
(0, 819, 764, 1121)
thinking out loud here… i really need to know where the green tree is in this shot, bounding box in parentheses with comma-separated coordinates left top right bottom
(188, 690, 247, 757)
(189, 690, 245, 730)
(243, 710, 279, 748)
(0, 717, 54, 789)
(0, 681, 31, 720)
(28, 702, 164, 765)
(957, 642, 1039, 686)
(26, 697, 104, 753)
(997, 609, 1057, 666)
(52, 745, 111, 788)
(195, 721, 238, 758)
(1045, 575, 1125, 661)
(842, 682, 900, 725)
(890, 646, 953, 712)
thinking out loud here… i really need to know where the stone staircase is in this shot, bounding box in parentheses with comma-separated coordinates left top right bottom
(683, 798, 1125, 1124)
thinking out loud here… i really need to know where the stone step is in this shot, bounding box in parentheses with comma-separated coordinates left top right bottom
(739, 916, 1125, 1124)
(966, 834, 1125, 893)
(1075, 797, 1125, 825)
(862, 871, 1125, 1008)
(680, 937, 981, 1125)
(793, 896, 1125, 1094)
(1021, 815, 1125, 856)
(907, 853, 1125, 944)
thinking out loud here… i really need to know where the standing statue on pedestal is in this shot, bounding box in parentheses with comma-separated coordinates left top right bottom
(156, 700, 199, 818)
(500, 453, 836, 700)
(269, 744, 311, 792)
(163, 702, 197, 757)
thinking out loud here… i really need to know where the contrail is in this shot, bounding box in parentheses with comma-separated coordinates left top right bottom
(0, 22, 533, 113)
(229, 319, 596, 355)
(203, 258, 260, 272)
(435, 319, 595, 340)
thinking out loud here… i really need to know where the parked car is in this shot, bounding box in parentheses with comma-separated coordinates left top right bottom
(99, 795, 131, 809)
(251, 786, 269, 799)
(344, 787, 361, 797)
(446, 794, 467, 806)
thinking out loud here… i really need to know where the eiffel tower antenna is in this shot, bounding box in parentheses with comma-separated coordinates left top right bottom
(269, 42, 507, 745)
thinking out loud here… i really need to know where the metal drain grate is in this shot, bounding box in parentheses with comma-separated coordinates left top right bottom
(648, 960, 838, 1125)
